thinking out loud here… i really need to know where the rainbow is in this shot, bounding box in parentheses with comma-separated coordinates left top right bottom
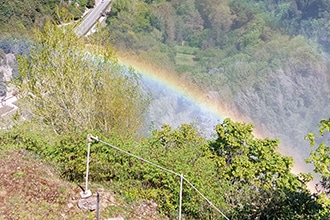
(117, 53, 245, 126)
(6, 35, 316, 189)
(117, 52, 268, 139)
(117, 53, 318, 191)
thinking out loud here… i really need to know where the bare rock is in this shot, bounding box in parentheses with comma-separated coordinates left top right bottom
(135, 200, 158, 217)
(77, 196, 97, 211)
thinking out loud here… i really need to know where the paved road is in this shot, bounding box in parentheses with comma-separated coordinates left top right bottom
(75, 0, 112, 37)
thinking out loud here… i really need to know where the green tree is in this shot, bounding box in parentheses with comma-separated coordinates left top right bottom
(306, 119, 330, 195)
(152, 2, 176, 43)
(111, 123, 230, 219)
(107, 0, 159, 51)
(0, 0, 85, 35)
(210, 118, 325, 218)
(196, 0, 233, 48)
(16, 21, 149, 137)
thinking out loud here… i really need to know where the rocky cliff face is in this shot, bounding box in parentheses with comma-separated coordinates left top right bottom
(231, 54, 330, 173)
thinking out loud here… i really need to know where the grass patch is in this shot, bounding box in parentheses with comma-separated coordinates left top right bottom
(175, 53, 197, 67)
(174, 45, 199, 55)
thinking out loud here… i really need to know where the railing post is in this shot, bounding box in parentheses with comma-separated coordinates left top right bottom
(80, 134, 93, 198)
(179, 174, 183, 220)
(96, 192, 100, 220)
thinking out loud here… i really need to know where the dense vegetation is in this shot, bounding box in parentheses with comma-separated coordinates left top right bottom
(101, 0, 330, 170)
(1, 0, 330, 219)
(0, 0, 93, 35)
(2, 117, 329, 218)
(16, 21, 149, 138)
(106, 0, 330, 63)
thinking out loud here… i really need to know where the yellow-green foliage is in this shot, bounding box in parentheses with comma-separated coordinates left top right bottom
(16, 21, 149, 137)
(306, 119, 330, 199)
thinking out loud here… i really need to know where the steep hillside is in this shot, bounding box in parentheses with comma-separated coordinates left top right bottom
(0, 149, 90, 219)
(0, 0, 92, 36)
(1, 0, 330, 218)
(0, 149, 166, 219)
(1, 0, 330, 176)
(100, 0, 330, 173)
